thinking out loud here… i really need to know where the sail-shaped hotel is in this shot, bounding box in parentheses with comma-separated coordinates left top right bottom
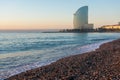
(74, 6, 93, 29)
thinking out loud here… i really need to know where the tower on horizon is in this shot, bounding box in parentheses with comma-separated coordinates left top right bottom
(73, 6, 93, 29)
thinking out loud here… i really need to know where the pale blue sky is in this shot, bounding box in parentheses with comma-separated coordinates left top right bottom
(0, 0, 120, 29)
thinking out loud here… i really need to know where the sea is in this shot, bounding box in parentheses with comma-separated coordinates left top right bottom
(0, 32, 120, 79)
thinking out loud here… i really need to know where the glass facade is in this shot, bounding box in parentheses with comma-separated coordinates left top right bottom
(74, 6, 88, 29)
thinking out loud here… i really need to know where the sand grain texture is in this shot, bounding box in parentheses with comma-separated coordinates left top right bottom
(6, 39, 120, 80)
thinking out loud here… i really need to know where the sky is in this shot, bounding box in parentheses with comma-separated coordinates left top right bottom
(0, 0, 120, 30)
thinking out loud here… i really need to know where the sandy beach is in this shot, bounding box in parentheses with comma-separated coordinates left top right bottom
(6, 39, 120, 80)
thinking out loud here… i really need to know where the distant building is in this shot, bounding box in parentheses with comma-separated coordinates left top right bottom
(73, 6, 93, 29)
(101, 22, 120, 30)
(119, 22, 120, 25)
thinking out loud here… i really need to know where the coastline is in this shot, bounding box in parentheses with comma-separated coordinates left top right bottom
(6, 39, 120, 80)
(1, 39, 112, 80)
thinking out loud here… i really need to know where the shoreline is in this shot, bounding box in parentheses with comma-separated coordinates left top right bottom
(0, 39, 113, 79)
(6, 39, 120, 80)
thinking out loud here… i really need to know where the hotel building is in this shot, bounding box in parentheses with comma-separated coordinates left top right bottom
(73, 6, 93, 29)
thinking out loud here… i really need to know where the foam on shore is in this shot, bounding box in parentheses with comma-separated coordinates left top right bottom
(6, 39, 120, 80)
(0, 39, 114, 80)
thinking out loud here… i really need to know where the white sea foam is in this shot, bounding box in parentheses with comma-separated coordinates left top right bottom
(0, 40, 113, 80)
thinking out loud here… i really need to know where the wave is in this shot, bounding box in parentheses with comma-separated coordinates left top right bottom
(0, 39, 114, 80)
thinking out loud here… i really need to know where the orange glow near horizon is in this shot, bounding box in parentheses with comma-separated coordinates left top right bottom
(0, 0, 120, 30)
(0, 20, 73, 30)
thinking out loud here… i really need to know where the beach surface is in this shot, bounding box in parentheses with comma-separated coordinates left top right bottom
(6, 39, 120, 80)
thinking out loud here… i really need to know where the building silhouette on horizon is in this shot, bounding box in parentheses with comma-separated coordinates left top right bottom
(100, 22, 120, 30)
(73, 6, 93, 30)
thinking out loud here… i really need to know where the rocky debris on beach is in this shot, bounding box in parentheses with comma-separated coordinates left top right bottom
(6, 39, 120, 80)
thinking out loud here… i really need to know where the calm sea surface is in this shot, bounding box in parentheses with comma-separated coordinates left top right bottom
(0, 32, 120, 79)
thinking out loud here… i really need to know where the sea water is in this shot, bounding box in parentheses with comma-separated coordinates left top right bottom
(0, 32, 120, 79)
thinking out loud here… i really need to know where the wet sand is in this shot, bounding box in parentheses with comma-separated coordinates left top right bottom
(6, 39, 120, 80)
